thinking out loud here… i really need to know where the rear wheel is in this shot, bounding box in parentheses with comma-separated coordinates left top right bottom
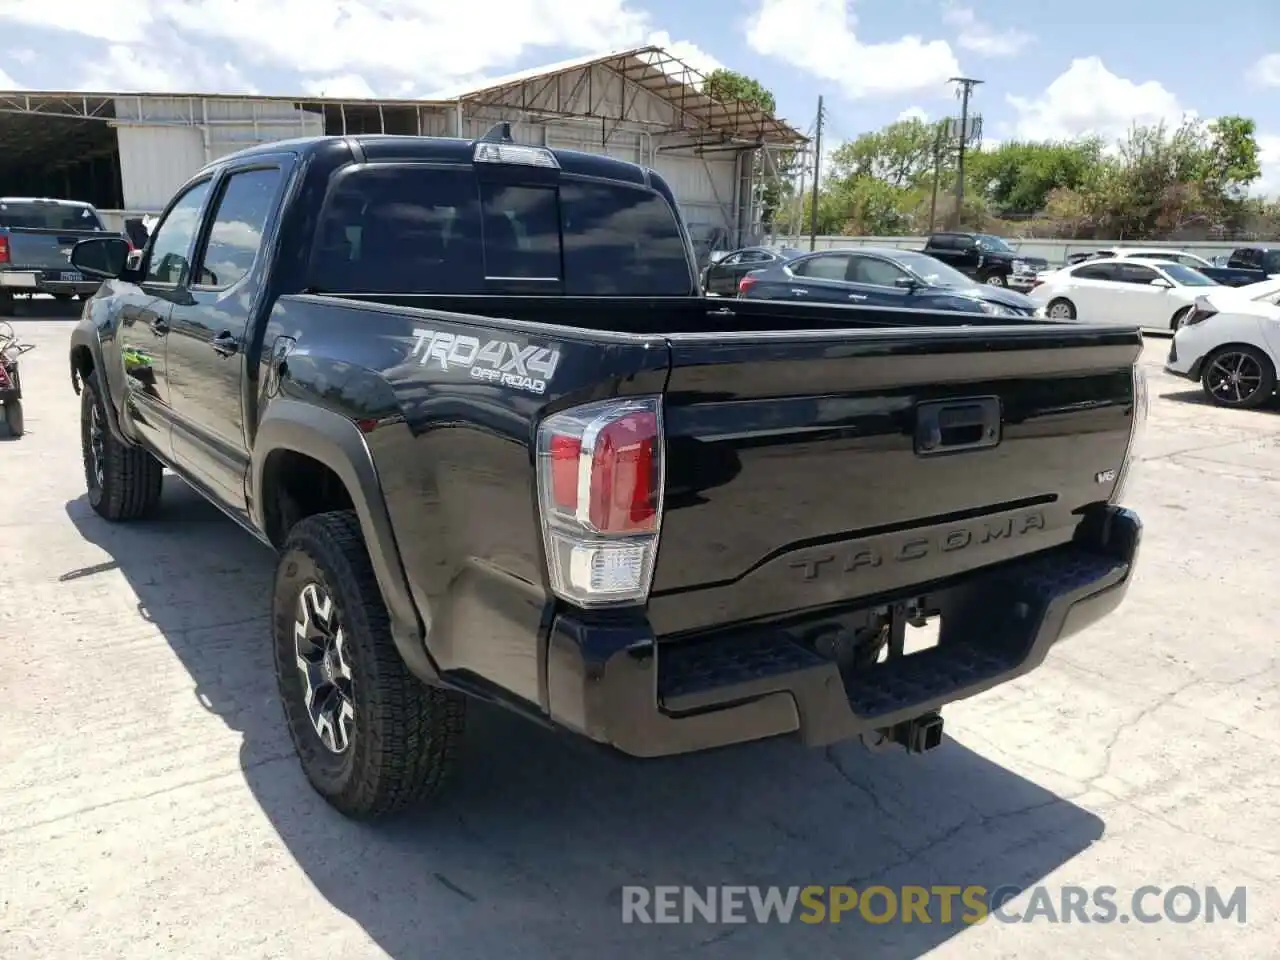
(273, 510, 466, 819)
(80, 376, 164, 520)
(1201, 345, 1275, 409)
(1171, 306, 1192, 330)
(1047, 298, 1077, 320)
(3, 400, 22, 437)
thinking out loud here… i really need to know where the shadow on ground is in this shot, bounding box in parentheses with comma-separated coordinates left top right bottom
(1159, 386, 1279, 411)
(65, 479, 1104, 960)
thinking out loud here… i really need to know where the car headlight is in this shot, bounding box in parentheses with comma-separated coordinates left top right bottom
(1012, 259, 1028, 273)
(978, 300, 1015, 316)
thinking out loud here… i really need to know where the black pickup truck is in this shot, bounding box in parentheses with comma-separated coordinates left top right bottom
(66, 130, 1146, 821)
(920, 232, 1049, 291)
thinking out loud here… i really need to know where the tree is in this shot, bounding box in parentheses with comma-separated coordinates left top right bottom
(703, 68, 777, 116)
(829, 118, 941, 188)
(965, 139, 1103, 216)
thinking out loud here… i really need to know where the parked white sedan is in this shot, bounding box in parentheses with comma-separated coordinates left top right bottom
(1164, 278, 1280, 408)
(1029, 257, 1221, 332)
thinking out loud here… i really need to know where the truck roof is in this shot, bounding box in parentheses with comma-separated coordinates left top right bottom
(0, 197, 98, 208)
(200, 133, 653, 188)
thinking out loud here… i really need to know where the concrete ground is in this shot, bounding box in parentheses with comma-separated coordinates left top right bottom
(1, 303, 1276, 959)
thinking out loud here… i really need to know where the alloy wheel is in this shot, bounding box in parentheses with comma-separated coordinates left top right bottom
(294, 582, 356, 754)
(1206, 352, 1264, 406)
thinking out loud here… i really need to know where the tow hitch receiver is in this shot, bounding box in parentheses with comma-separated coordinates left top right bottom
(889, 711, 945, 753)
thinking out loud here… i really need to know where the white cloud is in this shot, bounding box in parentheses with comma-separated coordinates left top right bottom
(941, 4, 1032, 58)
(1006, 57, 1190, 142)
(301, 74, 379, 99)
(0, 0, 157, 43)
(1257, 134, 1280, 197)
(745, 0, 961, 99)
(645, 31, 724, 78)
(0, 66, 25, 90)
(9, 49, 37, 65)
(76, 43, 258, 95)
(897, 106, 929, 122)
(1248, 53, 1280, 87)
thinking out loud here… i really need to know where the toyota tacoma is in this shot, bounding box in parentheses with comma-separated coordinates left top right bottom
(66, 128, 1147, 820)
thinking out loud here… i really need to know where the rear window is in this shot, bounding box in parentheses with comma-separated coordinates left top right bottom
(310, 164, 693, 295)
(0, 200, 104, 231)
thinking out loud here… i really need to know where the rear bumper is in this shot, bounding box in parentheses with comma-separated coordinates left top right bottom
(0, 270, 100, 296)
(545, 505, 1141, 758)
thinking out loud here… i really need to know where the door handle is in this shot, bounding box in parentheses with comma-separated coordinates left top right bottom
(848, 294, 867, 301)
(211, 332, 239, 357)
(792, 287, 809, 296)
(150, 318, 168, 336)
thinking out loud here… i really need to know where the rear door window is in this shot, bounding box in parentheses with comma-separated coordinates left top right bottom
(192, 167, 282, 289)
(559, 180, 692, 295)
(793, 254, 851, 280)
(1072, 263, 1117, 281)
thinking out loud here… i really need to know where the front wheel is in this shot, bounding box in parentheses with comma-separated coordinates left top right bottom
(80, 376, 164, 520)
(1201, 345, 1276, 409)
(983, 273, 1008, 287)
(3, 399, 22, 437)
(272, 510, 466, 820)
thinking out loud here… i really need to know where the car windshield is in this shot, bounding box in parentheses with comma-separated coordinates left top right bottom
(891, 250, 976, 287)
(1160, 263, 1218, 286)
(0, 200, 104, 231)
(975, 234, 1013, 252)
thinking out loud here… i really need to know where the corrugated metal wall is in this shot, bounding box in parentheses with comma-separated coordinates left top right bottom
(112, 96, 324, 209)
(115, 125, 206, 210)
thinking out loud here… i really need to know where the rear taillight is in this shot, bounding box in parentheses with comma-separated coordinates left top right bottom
(536, 396, 664, 607)
(0, 235, 9, 264)
(738, 274, 758, 296)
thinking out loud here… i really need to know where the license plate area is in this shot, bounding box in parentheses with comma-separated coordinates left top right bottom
(60, 271, 83, 282)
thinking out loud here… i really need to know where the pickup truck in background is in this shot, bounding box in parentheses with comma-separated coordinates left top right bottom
(920, 232, 1050, 291)
(67, 129, 1147, 821)
(1220, 246, 1280, 285)
(0, 197, 117, 315)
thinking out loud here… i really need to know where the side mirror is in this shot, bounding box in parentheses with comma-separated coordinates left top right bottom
(893, 276, 920, 291)
(70, 236, 132, 279)
(1150, 277, 1173, 289)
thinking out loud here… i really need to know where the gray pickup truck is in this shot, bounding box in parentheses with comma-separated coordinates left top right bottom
(0, 198, 116, 315)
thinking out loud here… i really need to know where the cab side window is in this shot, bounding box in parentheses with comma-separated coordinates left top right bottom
(145, 180, 212, 285)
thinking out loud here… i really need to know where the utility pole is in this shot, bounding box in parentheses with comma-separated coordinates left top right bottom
(949, 76, 983, 228)
(808, 94, 824, 251)
(928, 121, 944, 232)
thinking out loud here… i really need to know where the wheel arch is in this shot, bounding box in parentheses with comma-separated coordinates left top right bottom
(252, 398, 439, 683)
(69, 326, 131, 445)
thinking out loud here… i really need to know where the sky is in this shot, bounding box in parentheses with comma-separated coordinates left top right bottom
(2, 0, 1280, 194)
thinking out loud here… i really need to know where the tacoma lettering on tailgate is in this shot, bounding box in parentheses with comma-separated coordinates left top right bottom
(789, 510, 1048, 582)
(409, 328, 561, 395)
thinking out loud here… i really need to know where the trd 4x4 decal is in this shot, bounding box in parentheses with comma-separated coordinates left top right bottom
(409, 328, 561, 395)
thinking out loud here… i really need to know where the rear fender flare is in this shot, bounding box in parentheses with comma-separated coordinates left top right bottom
(251, 399, 439, 683)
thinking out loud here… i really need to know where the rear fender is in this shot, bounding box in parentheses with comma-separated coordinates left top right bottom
(251, 398, 439, 682)
(68, 323, 130, 445)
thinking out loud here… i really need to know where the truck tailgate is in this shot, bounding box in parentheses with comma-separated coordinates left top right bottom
(648, 325, 1141, 636)
(1, 228, 105, 270)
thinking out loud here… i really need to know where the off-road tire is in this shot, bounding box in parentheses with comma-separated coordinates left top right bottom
(4, 400, 23, 437)
(80, 375, 164, 520)
(272, 510, 466, 820)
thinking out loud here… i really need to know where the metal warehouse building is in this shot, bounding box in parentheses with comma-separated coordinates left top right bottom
(0, 45, 804, 256)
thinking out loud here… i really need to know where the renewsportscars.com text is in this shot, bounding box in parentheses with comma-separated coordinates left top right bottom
(621, 884, 1247, 926)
